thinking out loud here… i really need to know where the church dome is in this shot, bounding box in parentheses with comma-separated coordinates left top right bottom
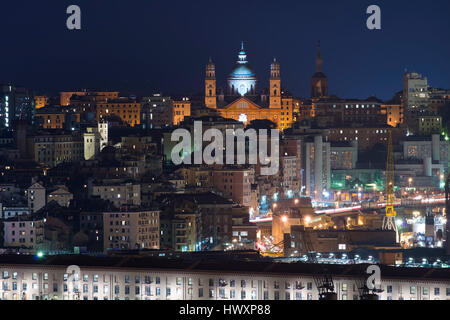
(229, 63, 256, 78)
(227, 42, 257, 96)
(228, 42, 256, 79)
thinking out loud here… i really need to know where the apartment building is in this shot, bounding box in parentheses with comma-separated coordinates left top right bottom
(29, 132, 84, 168)
(173, 98, 191, 126)
(0, 255, 449, 300)
(91, 183, 141, 208)
(96, 99, 141, 127)
(1, 207, 30, 220)
(403, 72, 430, 135)
(418, 115, 442, 135)
(103, 211, 160, 252)
(3, 218, 45, 250)
(314, 98, 386, 127)
(212, 167, 254, 207)
(35, 106, 66, 129)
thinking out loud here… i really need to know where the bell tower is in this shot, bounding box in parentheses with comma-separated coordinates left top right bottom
(270, 58, 281, 109)
(311, 41, 328, 99)
(205, 57, 217, 109)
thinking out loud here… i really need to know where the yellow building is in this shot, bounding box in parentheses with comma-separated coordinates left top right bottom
(29, 133, 84, 168)
(173, 98, 191, 125)
(34, 96, 48, 109)
(204, 43, 294, 131)
(35, 107, 81, 129)
(96, 99, 141, 127)
(35, 107, 66, 129)
(418, 115, 442, 135)
(381, 103, 404, 128)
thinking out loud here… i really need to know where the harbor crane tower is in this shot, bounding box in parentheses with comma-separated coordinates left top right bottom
(382, 130, 399, 243)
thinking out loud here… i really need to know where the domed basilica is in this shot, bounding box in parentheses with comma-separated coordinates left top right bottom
(204, 42, 295, 130)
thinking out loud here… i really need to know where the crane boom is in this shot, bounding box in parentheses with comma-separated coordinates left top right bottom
(301, 228, 337, 300)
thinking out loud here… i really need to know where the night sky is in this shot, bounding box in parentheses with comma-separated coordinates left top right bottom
(1, 0, 449, 100)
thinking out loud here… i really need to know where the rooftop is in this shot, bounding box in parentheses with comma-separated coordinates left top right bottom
(0, 253, 449, 281)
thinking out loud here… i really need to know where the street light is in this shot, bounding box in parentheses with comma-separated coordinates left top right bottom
(304, 216, 311, 225)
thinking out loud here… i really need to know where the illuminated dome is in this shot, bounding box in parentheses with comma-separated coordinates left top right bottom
(230, 64, 256, 78)
(228, 42, 257, 96)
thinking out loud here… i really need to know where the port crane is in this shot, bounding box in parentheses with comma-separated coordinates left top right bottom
(300, 227, 337, 300)
(264, 227, 337, 299)
(382, 130, 399, 243)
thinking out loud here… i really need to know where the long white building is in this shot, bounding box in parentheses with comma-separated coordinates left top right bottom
(0, 255, 449, 300)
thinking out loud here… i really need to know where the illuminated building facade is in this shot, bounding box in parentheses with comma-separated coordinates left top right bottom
(96, 99, 141, 127)
(381, 103, 404, 128)
(34, 96, 48, 109)
(173, 98, 191, 126)
(326, 127, 404, 150)
(204, 42, 295, 130)
(303, 135, 331, 200)
(141, 95, 191, 128)
(29, 132, 84, 168)
(403, 72, 430, 135)
(103, 211, 160, 252)
(35, 107, 66, 129)
(330, 141, 358, 170)
(418, 115, 442, 135)
(211, 167, 254, 207)
(0, 256, 449, 300)
(3, 218, 45, 250)
(0, 85, 35, 128)
(314, 98, 386, 127)
(401, 134, 449, 172)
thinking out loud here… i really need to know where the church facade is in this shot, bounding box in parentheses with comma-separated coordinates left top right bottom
(204, 42, 295, 131)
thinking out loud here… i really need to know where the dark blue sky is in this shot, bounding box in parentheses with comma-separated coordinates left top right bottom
(1, 0, 449, 100)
